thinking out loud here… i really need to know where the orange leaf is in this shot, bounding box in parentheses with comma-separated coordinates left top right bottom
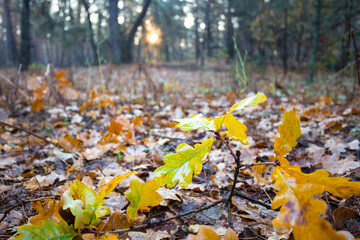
(79, 101, 92, 113)
(55, 71, 66, 79)
(32, 84, 48, 100)
(187, 226, 238, 240)
(30, 199, 64, 226)
(31, 99, 44, 112)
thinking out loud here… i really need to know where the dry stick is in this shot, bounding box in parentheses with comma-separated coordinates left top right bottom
(0, 71, 27, 98)
(0, 120, 63, 149)
(350, 29, 360, 86)
(109, 199, 225, 234)
(7, 64, 22, 112)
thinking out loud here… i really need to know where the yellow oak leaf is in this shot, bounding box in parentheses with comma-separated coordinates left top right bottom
(274, 109, 301, 161)
(229, 92, 267, 113)
(96, 171, 134, 203)
(154, 138, 215, 188)
(126, 178, 163, 220)
(187, 225, 238, 240)
(175, 114, 216, 132)
(223, 113, 248, 145)
(272, 165, 360, 240)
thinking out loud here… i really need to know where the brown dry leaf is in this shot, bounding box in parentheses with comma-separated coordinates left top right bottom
(82, 143, 118, 160)
(32, 83, 48, 99)
(123, 152, 147, 163)
(59, 134, 83, 152)
(23, 172, 65, 190)
(0, 184, 12, 194)
(101, 212, 132, 232)
(30, 199, 63, 225)
(128, 229, 171, 240)
(27, 75, 42, 90)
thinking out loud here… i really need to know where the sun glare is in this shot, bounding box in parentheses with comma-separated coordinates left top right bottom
(145, 20, 161, 45)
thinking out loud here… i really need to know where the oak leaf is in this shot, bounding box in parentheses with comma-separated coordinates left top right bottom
(154, 138, 215, 188)
(272, 165, 360, 240)
(229, 92, 267, 113)
(14, 220, 78, 240)
(187, 225, 238, 240)
(125, 178, 163, 220)
(273, 109, 301, 165)
(175, 114, 215, 132)
(30, 199, 63, 226)
(63, 172, 133, 229)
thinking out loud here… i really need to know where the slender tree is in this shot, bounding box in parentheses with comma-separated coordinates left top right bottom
(307, 0, 322, 84)
(122, 0, 152, 63)
(82, 0, 99, 65)
(109, 0, 121, 64)
(226, 0, 234, 60)
(3, 0, 18, 66)
(20, 0, 31, 70)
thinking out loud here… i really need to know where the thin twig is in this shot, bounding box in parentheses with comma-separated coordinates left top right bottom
(350, 29, 360, 86)
(234, 190, 275, 210)
(108, 199, 225, 234)
(241, 162, 276, 167)
(0, 120, 63, 149)
(0, 70, 27, 97)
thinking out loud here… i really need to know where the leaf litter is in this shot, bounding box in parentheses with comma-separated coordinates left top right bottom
(0, 66, 359, 240)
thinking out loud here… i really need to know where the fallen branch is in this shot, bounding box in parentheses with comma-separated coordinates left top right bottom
(108, 199, 225, 234)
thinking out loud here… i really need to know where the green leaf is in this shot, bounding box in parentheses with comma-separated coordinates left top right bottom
(15, 220, 78, 240)
(154, 137, 215, 188)
(229, 92, 267, 113)
(126, 178, 163, 220)
(174, 114, 215, 132)
(62, 190, 88, 229)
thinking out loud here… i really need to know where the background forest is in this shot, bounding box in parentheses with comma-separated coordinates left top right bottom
(0, 1, 360, 240)
(1, 0, 359, 84)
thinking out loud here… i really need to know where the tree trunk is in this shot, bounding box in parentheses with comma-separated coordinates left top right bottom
(282, 2, 288, 74)
(109, 0, 121, 64)
(296, 25, 304, 62)
(3, 0, 18, 66)
(226, 0, 234, 61)
(205, 0, 212, 58)
(337, 0, 353, 70)
(122, 0, 152, 63)
(20, 0, 31, 70)
(82, 0, 99, 65)
(307, 0, 322, 84)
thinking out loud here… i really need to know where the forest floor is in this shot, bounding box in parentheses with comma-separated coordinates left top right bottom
(0, 62, 359, 239)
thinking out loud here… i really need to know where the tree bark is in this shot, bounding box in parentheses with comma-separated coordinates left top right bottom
(205, 0, 212, 58)
(20, 0, 31, 70)
(82, 0, 99, 65)
(109, 0, 121, 64)
(282, 1, 288, 74)
(3, 0, 18, 66)
(226, 0, 234, 61)
(307, 0, 322, 84)
(122, 0, 152, 63)
(337, 0, 353, 70)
